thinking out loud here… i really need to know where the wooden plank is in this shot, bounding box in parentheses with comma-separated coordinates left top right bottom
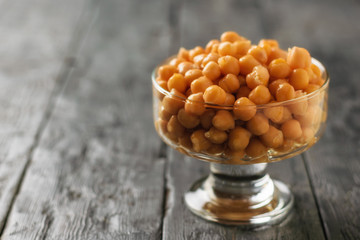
(0, 0, 86, 233)
(1, 0, 171, 239)
(162, 0, 325, 239)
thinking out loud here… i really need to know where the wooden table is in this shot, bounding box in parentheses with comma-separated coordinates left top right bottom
(0, 0, 359, 239)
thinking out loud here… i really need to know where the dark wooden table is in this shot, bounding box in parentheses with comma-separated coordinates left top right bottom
(0, 0, 359, 239)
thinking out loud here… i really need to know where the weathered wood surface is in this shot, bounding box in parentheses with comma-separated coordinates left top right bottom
(0, 0, 85, 233)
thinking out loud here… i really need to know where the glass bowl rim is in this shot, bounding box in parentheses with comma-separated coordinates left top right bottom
(152, 57, 329, 110)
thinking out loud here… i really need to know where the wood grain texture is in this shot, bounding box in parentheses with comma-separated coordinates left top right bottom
(1, 0, 171, 239)
(0, 0, 85, 232)
(162, 0, 325, 239)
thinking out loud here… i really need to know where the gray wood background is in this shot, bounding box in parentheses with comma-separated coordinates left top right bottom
(0, 0, 358, 239)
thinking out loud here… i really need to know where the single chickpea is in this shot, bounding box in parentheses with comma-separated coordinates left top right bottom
(247, 45, 268, 63)
(276, 83, 295, 102)
(203, 85, 227, 105)
(206, 144, 225, 155)
(202, 61, 221, 81)
(205, 127, 228, 144)
(159, 106, 172, 121)
(177, 108, 200, 129)
(190, 76, 213, 94)
(239, 55, 261, 75)
(245, 138, 268, 158)
(268, 58, 291, 79)
(167, 73, 187, 93)
(259, 39, 279, 55)
(221, 31, 244, 42)
(249, 85, 271, 105)
(219, 74, 240, 93)
(189, 46, 205, 61)
(218, 55, 240, 75)
(228, 127, 251, 150)
(233, 97, 257, 121)
(268, 48, 287, 63)
(191, 129, 212, 152)
(155, 119, 168, 134)
(184, 69, 203, 85)
(167, 115, 185, 138)
(218, 42, 237, 56)
(268, 79, 288, 96)
(311, 64, 321, 77)
(202, 53, 221, 67)
(287, 46, 311, 69)
(212, 110, 235, 131)
(260, 125, 284, 148)
(205, 39, 220, 53)
(305, 84, 320, 94)
(298, 127, 315, 143)
(289, 68, 309, 90)
(281, 119, 302, 139)
(236, 86, 251, 98)
(246, 113, 270, 135)
(155, 79, 168, 100)
(246, 65, 270, 89)
(289, 90, 308, 116)
(162, 89, 186, 115)
(264, 104, 284, 123)
(224, 93, 236, 105)
(276, 107, 292, 124)
(200, 109, 216, 129)
(276, 139, 295, 152)
(178, 132, 193, 150)
(178, 61, 197, 75)
(225, 149, 245, 162)
(169, 57, 185, 67)
(295, 105, 321, 127)
(233, 40, 252, 57)
(158, 65, 177, 80)
(185, 93, 206, 116)
(178, 47, 190, 60)
(193, 53, 206, 66)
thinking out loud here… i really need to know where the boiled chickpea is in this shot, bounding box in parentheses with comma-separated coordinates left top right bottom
(167, 115, 185, 138)
(218, 56, 240, 75)
(245, 138, 267, 158)
(276, 107, 292, 124)
(185, 93, 206, 116)
(178, 61, 197, 75)
(276, 139, 295, 152)
(268, 58, 291, 79)
(305, 84, 320, 94)
(206, 144, 225, 155)
(228, 127, 251, 150)
(212, 110, 235, 131)
(191, 129, 212, 152)
(248, 46, 268, 63)
(169, 57, 185, 67)
(289, 90, 308, 116)
(221, 31, 244, 42)
(167, 73, 187, 93)
(268, 79, 288, 96)
(258, 39, 279, 55)
(155, 119, 168, 134)
(189, 46, 205, 61)
(203, 85, 227, 105)
(246, 65, 270, 89)
(184, 69, 203, 85)
(311, 64, 321, 77)
(178, 132, 193, 149)
(249, 85, 271, 105)
(156, 78, 169, 91)
(289, 68, 309, 90)
(162, 89, 186, 115)
(177, 108, 200, 129)
(193, 53, 206, 66)
(218, 42, 237, 56)
(239, 55, 261, 75)
(287, 46, 311, 69)
(233, 40, 251, 57)
(233, 97, 257, 121)
(158, 65, 177, 80)
(268, 48, 287, 63)
(296, 106, 321, 127)
(177, 47, 190, 60)
(202, 53, 220, 67)
(205, 40, 220, 53)
(202, 61, 221, 81)
(260, 125, 284, 148)
(190, 76, 213, 93)
(226, 149, 245, 162)
(298, 127, 315, 143)
(224, 93, 235, 105)
(276, 83, 295, 102)
(200, 109, 216, 129)
(236, 86, 251, 98)
(205, 127, 228, 144)
(219, 74, 240, 93)
(281, 119, 302, 139)
(264, 104, 284, 123)
(246, 113, 269, 135)
(159, 106, 172, 121)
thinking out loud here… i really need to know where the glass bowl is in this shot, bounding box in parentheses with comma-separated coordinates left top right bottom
(152, 58, 329, 227)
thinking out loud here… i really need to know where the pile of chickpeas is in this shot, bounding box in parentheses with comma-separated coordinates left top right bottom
(153, 31, 327, 163)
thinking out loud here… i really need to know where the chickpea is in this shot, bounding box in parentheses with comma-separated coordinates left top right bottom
(202, 61, 221, 81)
(177, 108, 200, 129)
(193, 53, 206, 66)
(239, 55, 261, 75)
(233, 97, 257, 121)
(178, 61, 197, 75)
(158, 65, 177, 80)
(311, 64, 321, 77)
(289, 68, 309, 90)
(184, 69, 203, 85)
(225, 149, 245, 162)
(189, 46, 205, 61)
(236, 86, 251, 98)
(268, 79, 288, 96)
(276, 106, 292, 124)
(228, 127, 251, 150)
(212, 110, 235, 131)
(249, 85, 271, 105)
(162, 89, 186, 115)
(268, 48, 287, 63)
(219, 74, 240, 93)
(155, 119, 168, 134)
(276, 83, 295, 102)
(202, 53, 221, 67)
(205, 127, 228, 144)
(203, 85, 227, 105)
(233, 40, 252, 57)
(246, 113, 270, 135)
(200, 109, 216, 129)
(206, 144, 224, 155)
(264, 104, 284, 123)
(178, 132, 193, 149)
(156, 78, 169, 91)
(305, 84, 320, 94)
(298, 127, 315, 143)
(246, 65, 270, 89)
(281, 119, 302, 139)
(221, 31, 244, 42)
(276, 139, 295, 152)
(295, 105, 321, 127)
(185, 93, 206, 116)
(169, 57, 185, 67)
(205, 39, 220, 53)
(259, 39, 279, 55)
(245, 138, 267, 158)
(289, 90, 308, 116)
(268, 58, 291, 79)
(167, 115, 185, 138)
(218, 42, 237, 56)
(167, 73, 187, 93)
(190, 76, 213, 94)
(260, 125, 284, 148)
(287, 46, 311, 69)
(218, 55, 240, 75)
(178, 47, 190, 60)
(248, 46, 268, 63)
(224, 93, 235, 105)
(191, 129, 212, 152)
(159, 106, 172, 121)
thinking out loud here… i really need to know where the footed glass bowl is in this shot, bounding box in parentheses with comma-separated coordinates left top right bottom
(152, 58, 329, 227)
